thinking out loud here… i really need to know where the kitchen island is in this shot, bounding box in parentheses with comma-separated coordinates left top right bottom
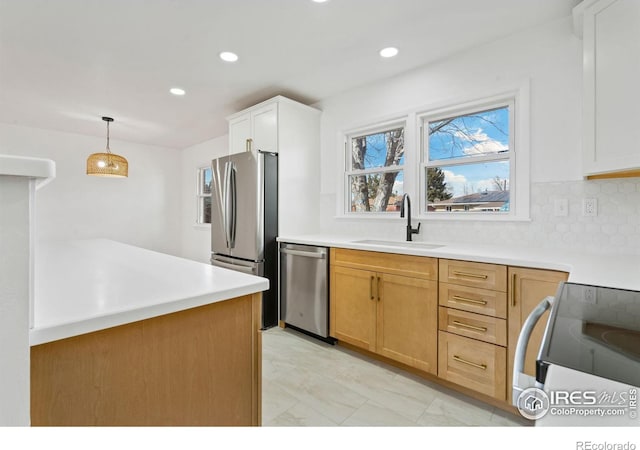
(30, 239, 268, 426)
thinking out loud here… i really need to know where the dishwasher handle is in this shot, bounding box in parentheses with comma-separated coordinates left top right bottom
(280, 248, 326, 259)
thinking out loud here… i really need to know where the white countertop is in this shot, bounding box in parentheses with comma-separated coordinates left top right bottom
(0, 154, 55, 188)
(31, 239, 269, 345)
(277, 234, 640, 291)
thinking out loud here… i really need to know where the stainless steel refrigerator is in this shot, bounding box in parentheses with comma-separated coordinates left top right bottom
(210, 150, 278, 329)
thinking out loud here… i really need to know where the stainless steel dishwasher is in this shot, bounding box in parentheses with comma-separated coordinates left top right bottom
(279, 242, 333, 342)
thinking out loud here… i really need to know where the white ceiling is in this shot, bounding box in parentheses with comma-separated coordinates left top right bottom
(0, 0, 580, 149)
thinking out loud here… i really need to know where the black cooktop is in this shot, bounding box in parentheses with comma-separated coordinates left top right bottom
(537, 282, 640, 387)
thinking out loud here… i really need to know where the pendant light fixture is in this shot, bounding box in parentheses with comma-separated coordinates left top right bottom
(86, 116, 128, 177)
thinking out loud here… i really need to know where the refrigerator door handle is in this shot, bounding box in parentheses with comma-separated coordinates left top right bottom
(229, 162, 237, 248)
(212, 160, 226, 245)
(220, 161, 229, 248)
(223, 161, 237, 249)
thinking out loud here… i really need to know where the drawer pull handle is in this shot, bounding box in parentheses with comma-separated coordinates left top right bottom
(453, 355, 487, 370)
(452, 320, 487, 333)
(453, 271, 488, 280)
(451, 295, 487, 306)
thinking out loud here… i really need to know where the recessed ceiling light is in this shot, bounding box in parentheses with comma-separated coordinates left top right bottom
(169, 87, 186, 96)
(379, 47, 399, 58)
(311, 0, 329, 3)
(219, 51, 239, 62)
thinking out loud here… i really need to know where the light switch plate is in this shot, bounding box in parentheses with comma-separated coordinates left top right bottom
(554, 198, 568, 217)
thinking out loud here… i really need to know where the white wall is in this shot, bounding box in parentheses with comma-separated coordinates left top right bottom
(179, 135, 228, 263)
(0, 123, 182, 255)
(314, 17, 640, 256)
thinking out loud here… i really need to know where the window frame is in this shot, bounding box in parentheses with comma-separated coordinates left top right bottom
(419, 98, 515, 217)
(336, 82, 530, 222)
(196, 166, 212, 225)
(343, 118, 408, 216)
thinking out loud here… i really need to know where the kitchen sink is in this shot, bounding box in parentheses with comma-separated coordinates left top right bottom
(352, 239, 445, 250)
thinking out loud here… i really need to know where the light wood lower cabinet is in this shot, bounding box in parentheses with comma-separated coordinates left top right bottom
(438, 331, 506, 400)
(439, 282, 507, 319)
(438, 307, 507, 346)
(376, 273, 437, 373)
(331, 248, 569, 410)
(331, 265, 376, 351)
(438, 259, 508, 401)
(330, 249, 438, 375)
(507, 266, 568, 402)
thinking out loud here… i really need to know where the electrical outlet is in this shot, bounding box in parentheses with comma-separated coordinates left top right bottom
(583, 287, 597, 304)
(554, 199, 568, 217)
(583, 198, 597, 217)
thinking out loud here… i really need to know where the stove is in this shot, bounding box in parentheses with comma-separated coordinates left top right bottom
(537, 282, 640, 388)
(513, 282, 640, 426)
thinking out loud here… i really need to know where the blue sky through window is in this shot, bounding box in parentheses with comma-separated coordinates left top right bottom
(437, 161, 509, 198)
(351, 128, 404, 199)
(358, 130, 405, 170)
(428, 106, 509, 161)
(427, 106, 510, 199)
(202, 167, 212, 194)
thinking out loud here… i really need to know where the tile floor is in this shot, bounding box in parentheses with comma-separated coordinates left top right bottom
(262, 327, 532, 427)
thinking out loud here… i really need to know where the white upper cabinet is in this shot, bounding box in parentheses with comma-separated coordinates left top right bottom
(228, 113, 252, 155)
(582, 0, 640, 176)
(228, 102, 278, 154)
(226, 96, 321, 235)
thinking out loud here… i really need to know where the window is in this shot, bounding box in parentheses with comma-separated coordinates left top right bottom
(421, 101, 513, 215)
(197, 166, 212, 224)
(345, 123, 405, 213)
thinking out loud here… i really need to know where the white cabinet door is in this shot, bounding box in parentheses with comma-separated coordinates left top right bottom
(228, 104, 277, 154)
(583, 0, 640, 175)
(251, 103, 278, 153)
(228, 113, 251, 155)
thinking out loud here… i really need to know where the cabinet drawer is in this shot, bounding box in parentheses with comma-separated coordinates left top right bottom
(439, 259, 506, 292)
(439, 283, 507, 319)
(438, 331, 506, 401)
(331, 248, 437, 280)
(438, 307, 506, 346)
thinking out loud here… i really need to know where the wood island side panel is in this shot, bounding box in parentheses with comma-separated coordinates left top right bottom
(31, 293, 262, 426)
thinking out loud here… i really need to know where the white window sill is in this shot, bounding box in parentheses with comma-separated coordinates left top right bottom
(193, 223, 211, 230)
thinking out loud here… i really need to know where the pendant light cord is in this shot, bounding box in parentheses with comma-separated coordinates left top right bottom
(106, 120, 111, 153)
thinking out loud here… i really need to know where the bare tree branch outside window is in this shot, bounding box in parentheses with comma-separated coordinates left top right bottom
(349, 127, 404, 213)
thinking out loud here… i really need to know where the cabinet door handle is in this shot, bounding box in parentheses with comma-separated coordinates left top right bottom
(453, 355, 487, 370)
(377, 276, 381, 301)
(451, 295, 487, 306)
(452, 320, 488, 333)
(511, 273, 517, 307)
(246, 138, 253, 152)
(370, 275, 375, 301)
(453, 270, 488, 280)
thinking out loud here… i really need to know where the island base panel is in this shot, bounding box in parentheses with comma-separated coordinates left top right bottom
(31, 293, 262, 426)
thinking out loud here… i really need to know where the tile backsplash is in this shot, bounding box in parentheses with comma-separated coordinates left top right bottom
(320, 179, 640, 256)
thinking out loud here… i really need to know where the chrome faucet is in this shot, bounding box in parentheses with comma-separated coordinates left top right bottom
(400, 194, 421, 241)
